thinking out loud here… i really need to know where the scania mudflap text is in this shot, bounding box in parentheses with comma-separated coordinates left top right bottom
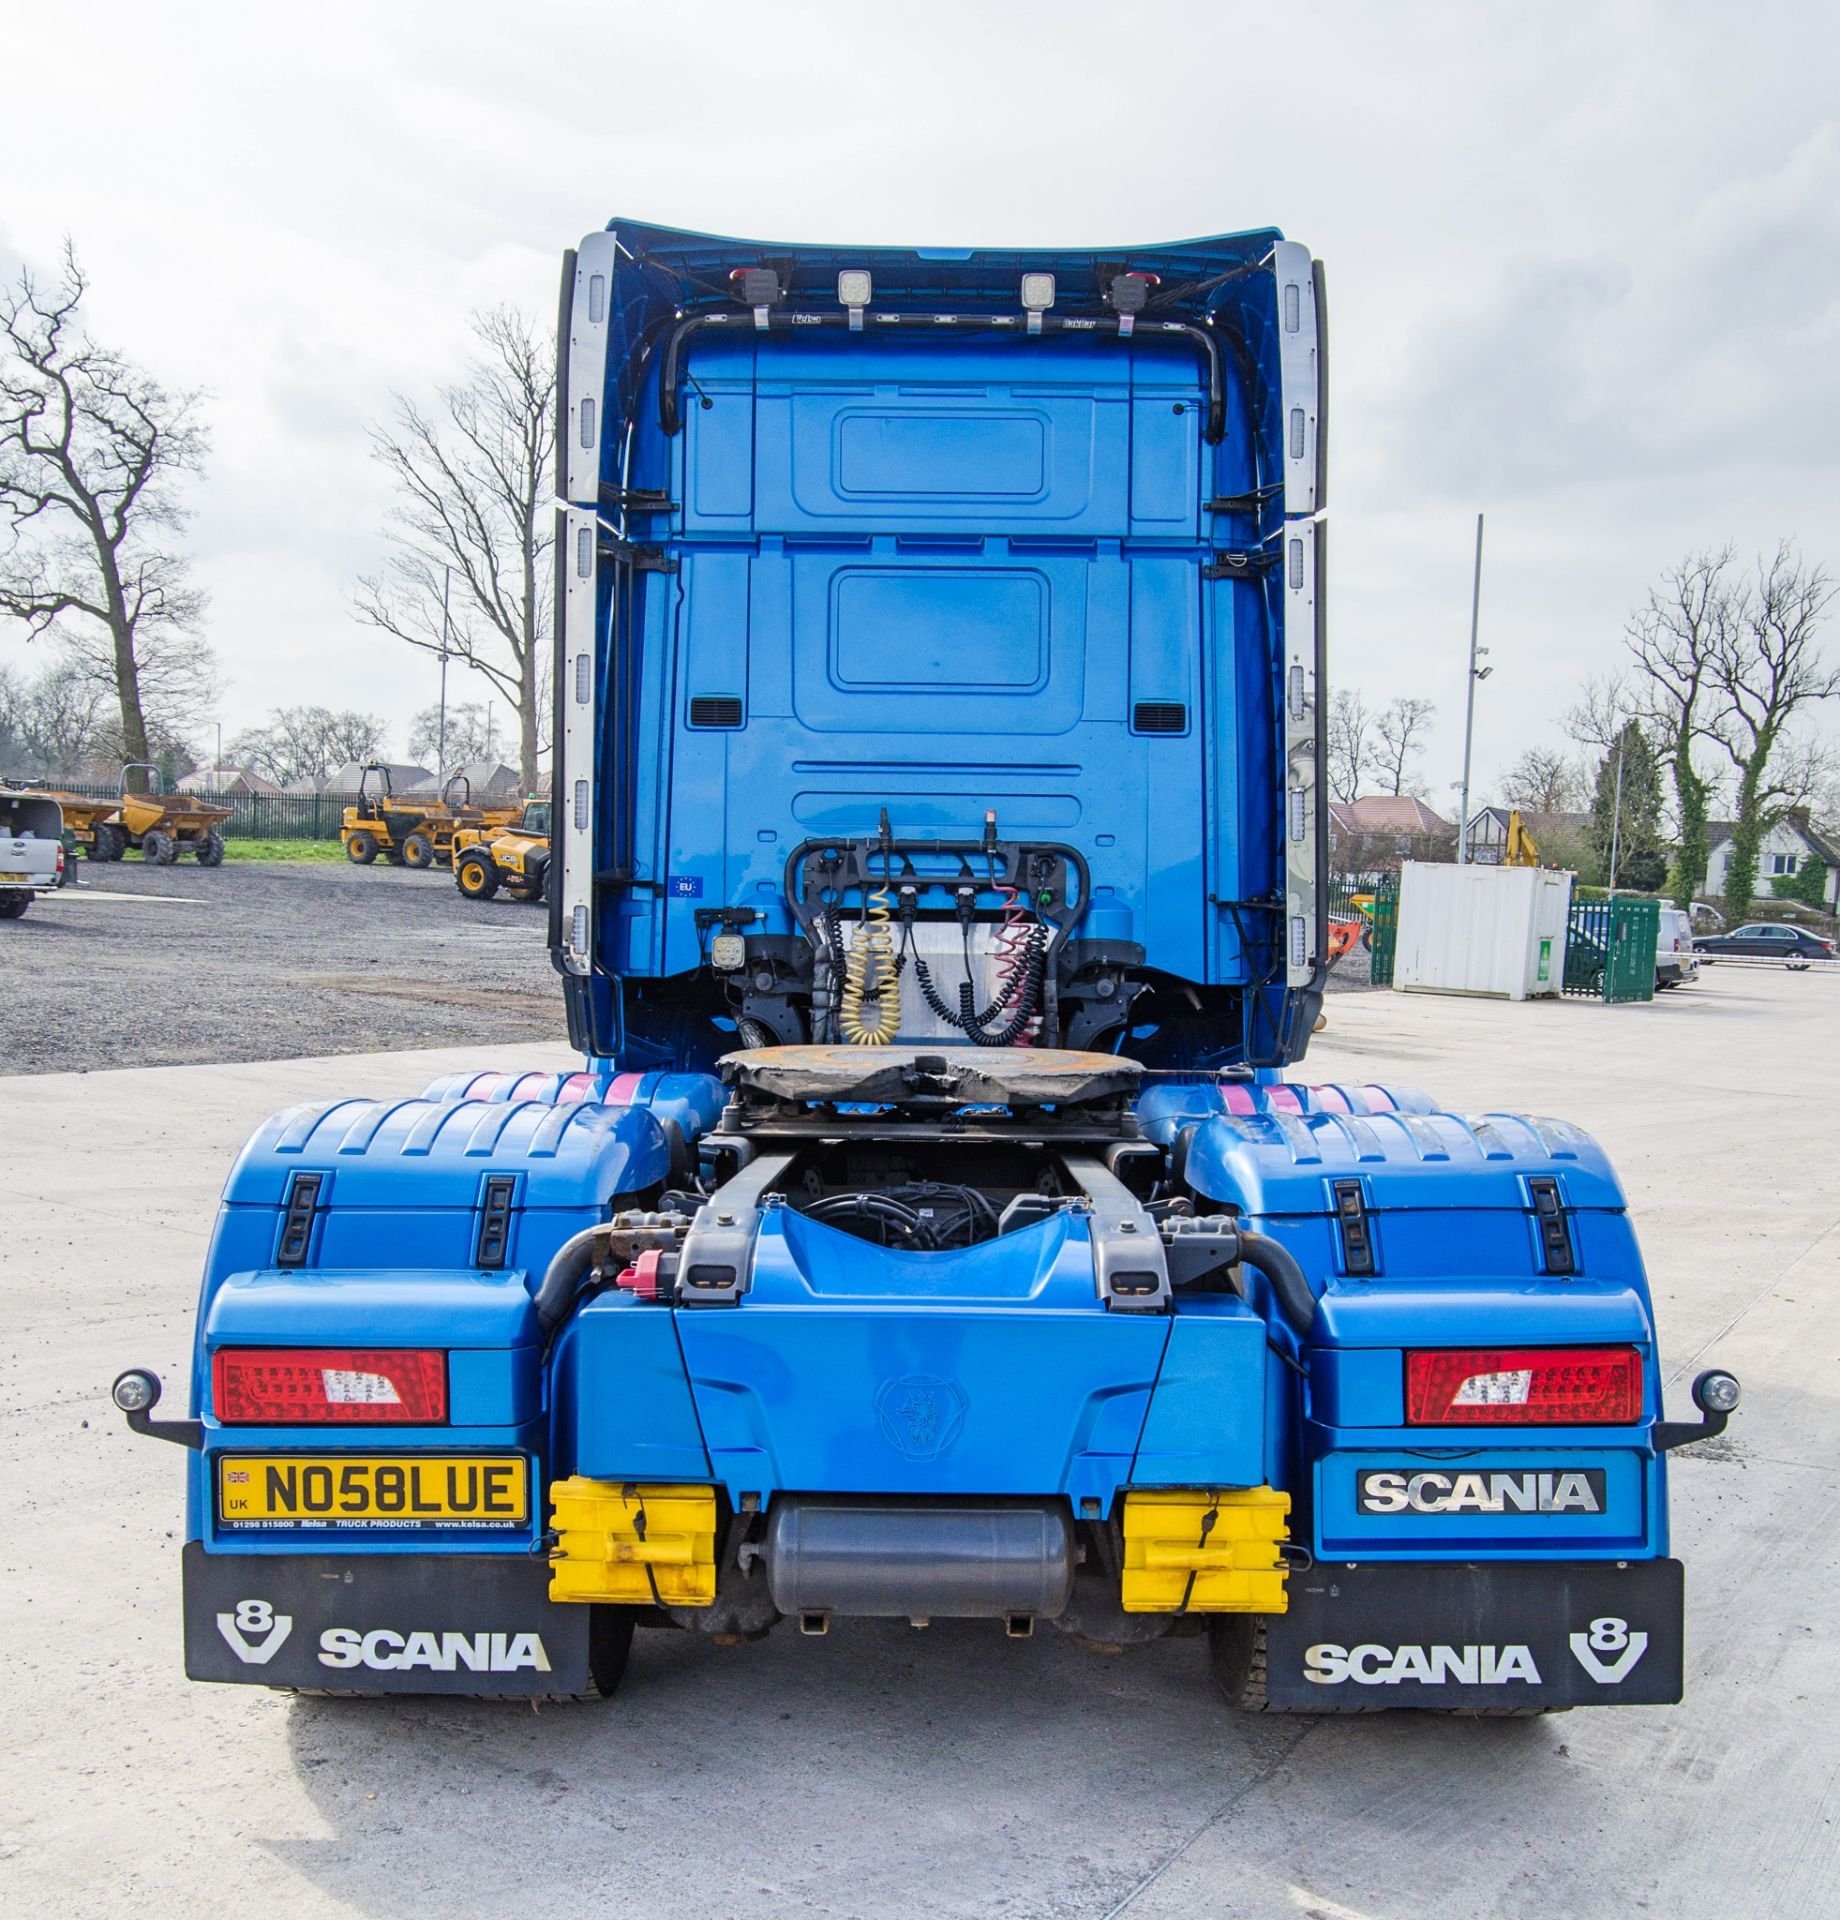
(117, 220, 1739, 1713)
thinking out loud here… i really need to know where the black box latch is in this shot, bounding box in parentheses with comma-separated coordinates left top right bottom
(1331, 1178, 1375, 1276)
(1527, 1177, 1575, 1275)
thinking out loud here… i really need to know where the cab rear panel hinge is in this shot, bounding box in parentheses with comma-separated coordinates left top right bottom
(598, 485, 676, 513)
(595, 533, 679, 573)
(1202, 548, 1281, 580)
(1204, 486, 1283, 517)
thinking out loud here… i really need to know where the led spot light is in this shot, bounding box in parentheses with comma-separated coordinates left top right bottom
(1020, 271, 1055, 336)
(838, 269, 872, 332)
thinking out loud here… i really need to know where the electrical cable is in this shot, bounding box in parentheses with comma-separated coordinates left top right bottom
(988, 859, 1043, 1047)
(838, 860, 900, 1045)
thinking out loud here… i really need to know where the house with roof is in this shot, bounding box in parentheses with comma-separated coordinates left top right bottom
(188, 765, 283, 798)
(1465, 806, 1594, 867)
(444, 760, 524, 803)
(1703, 812, 1840, 911)
(1328, 795, 1457, 880)
(325, 760, 438, 796)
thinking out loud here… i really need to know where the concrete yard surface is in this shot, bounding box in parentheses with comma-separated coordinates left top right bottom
(0, 973, 1835, 1919)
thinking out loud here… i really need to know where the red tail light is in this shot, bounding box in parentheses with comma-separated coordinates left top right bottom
(213, 1348, 447, 1425)
(1406, 1347, 1642, 1425)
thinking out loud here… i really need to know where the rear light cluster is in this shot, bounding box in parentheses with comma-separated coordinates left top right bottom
(1406, 1346, 1643, 1426)
(212, 1348, 447, 1425)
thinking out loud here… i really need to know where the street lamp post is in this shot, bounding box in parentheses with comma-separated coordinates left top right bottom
(1456, 513, 1491, 864)
(437, 566, 452, 782)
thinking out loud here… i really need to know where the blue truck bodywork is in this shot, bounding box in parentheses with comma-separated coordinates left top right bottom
(133, 223, 1728, 1712)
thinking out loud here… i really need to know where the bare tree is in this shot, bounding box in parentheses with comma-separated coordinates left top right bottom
(1563, 671, 1640, 754)
(1500, 746, 1579, 814)
(0, 645, 121, 778)
(1624, 553, 1729, 909)
(0, 246, 214, 788)
(1709, 542, 1840, 920)
(231, 705, 391, 787)
(1374, 696, 1436, 796)
(408, 701, 500, 769)
(1327, 688, 1375, 802)
(355, 309, 554, 788)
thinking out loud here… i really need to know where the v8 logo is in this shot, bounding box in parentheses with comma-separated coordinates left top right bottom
(216, 1597, 294, 1665)
(1569, 1614, 1648, 1684)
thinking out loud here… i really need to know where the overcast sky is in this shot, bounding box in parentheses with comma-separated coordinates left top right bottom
(4, 0, 1837, 804)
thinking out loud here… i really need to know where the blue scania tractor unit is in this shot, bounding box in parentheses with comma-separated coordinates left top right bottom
(117, 220, 1740, 1712)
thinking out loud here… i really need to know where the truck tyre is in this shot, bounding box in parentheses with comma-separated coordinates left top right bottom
(402, 831, 436, 869)
(196, 830, 226, 867)
(1208, 1615, 1279, 1712)
(142, 829, 177, 865)
(0, 892, 28, 919)
(92, 823, 126, 862)
(1208, 1617, 1381, 1716)
(345, 829, 379, 865)
(457, 852, 500, 900)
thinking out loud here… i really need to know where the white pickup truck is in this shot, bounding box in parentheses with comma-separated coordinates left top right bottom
(1, 791, 65, 919)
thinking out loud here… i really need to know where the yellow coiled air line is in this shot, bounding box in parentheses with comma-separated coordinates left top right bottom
(838, 878, 900, 1044)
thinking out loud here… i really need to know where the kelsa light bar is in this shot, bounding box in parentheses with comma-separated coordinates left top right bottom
(1406, 1347, 1643, 1426)
(212, 1348, 448, 1425)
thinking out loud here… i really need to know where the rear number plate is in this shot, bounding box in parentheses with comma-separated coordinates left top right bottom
(217, 1455, 529, 1531)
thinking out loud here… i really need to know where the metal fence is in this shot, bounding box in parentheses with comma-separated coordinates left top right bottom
(1563, 895, 1659, 1003)
(1367, 881, 1399, 987)
(19, 780, 353, 841)
(1325, 877, 1398, 984)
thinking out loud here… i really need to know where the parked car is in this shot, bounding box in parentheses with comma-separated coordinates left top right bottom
(0, 790, 66, 919)
(1693, 922, 1836, 966)
(1656, 907, 1699, 988)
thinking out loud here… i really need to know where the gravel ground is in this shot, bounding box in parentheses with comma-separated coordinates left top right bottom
(1322, 940, 1372, 990)
(4, 858, 562, 1075)
(10, 858, 1372, 1074)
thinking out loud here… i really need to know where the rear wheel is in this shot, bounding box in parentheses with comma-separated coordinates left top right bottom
(402, 831, 436, 869)
(142, 829, 177, 865)
(196, 829, 226, 867)
(457, 853, 500, 900)
(0, 892, 28, 920)
(92, 824, 126, 862)
(1208, 1616, 1281, 1712)
(345, 829, 379, 865)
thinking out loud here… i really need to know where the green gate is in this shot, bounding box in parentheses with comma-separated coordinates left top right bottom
(1563, 896, 1659, 1004)
(1366, 880, 1399, 988)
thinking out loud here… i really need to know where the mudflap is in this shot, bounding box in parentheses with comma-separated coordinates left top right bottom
(1264, 1558, 1685, 1710)
(182, 1544, 593, 1695)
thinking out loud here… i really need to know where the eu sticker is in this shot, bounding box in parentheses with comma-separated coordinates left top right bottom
(667, 875, 703, 899)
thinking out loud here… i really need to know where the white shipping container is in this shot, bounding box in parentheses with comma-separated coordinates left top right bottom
(1394, 861, 1574, 1000)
